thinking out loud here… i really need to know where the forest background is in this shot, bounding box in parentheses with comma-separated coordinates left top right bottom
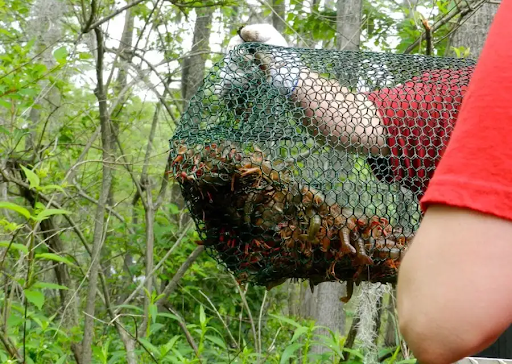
(0, 0, 499, 363)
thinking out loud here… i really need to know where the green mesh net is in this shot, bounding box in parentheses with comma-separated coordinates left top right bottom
(169, 43, 476, 293)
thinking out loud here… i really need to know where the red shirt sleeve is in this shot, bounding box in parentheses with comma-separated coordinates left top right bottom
(420, 0, 512, 221)
(367, 67, 474, 198)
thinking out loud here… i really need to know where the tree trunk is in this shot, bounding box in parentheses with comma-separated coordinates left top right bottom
(301, 282, 346, 344)
(297, 0, 364, 356)
(80, 28, 114, 364)
(173, 6, 215, 221)
(108, 8, 135, 208)
(25, 0, 65, 152)
(181, 7, 214, 105)
(446, 2, 500, 59)
(272, 0, 286, 34)
(445, 1, 512, 359)
(336, 0, 363, 51)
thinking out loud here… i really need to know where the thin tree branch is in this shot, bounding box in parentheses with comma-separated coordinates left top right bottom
(81, 27, 115, 364)
(84, 0, 147, 33)
(158, 246, 204, 309)
(165, 304, 202, 362)
(421, 18, 432, 55)
(403, 0, 487, 54)
(232, 276, 259, 354)
(138, 245, 204, 336)
(72, 184, 135, 235)
(0, 331, 21, 361)
(114, 221, 193, 314)
(0, 167, 91, 256)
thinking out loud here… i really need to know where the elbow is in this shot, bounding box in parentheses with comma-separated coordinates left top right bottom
(398, 305, 502, 364)
(398, 314, 451, 364)
(397, 307, 443, 364)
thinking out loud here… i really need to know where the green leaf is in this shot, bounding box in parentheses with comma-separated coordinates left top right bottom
(342, 347, 365, 360)
(157, 312, 180, 321)
(0, 202, 31, 219)
(291, 326, 309, 343)
(280, 343, 302, 364)
(199, 305, 206, 326)
(78, 52, 92, 60)
(34, 208, 71, 221)
(53, 46, 68, 64)
(55, 355, 68, 364)
(168, 203, 180, 215)
(0, 241, 28, 254)
(114, 304, 144, 312)
(40, 184, 65, 193)
(33, 282, 69, 290)
(205, 335, 227, 350)
(0, 125, 9, 135)
(25, 289, 44, 309)
(149, 322, 164, 335)
(20, 165, 40, 189)
(0, 99, 10, 109)
(269, 314, 303, 328)
(138, 338, 160, 358)
(149, 303, 158, 324)
(35, 253, 75, 267)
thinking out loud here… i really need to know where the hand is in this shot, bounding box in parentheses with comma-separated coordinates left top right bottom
(216, 24, 303, 98)
(228, 23, 288, 50)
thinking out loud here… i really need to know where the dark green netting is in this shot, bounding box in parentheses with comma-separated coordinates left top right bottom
(169, 43, 476, 292)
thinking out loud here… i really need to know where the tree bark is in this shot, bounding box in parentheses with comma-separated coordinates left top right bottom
(80, 28, 114, 364)
(302, 282, 346, 357)
(298, 0, 364, 356)
(336, 0, 363, 51)
(446, 1, 500, 59)
(181, 6, 214, 105)
(272, 0, 286, 34)
(25, 0, 65, 152)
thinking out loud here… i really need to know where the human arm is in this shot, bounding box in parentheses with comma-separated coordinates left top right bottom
(397, 205, 512, 363)
(229, 24, 471, 197)
(234, 24, 389, 156)
(397, 0, 512, 361)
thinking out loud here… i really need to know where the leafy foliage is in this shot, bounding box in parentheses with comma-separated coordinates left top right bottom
(0, 0, 478, 362)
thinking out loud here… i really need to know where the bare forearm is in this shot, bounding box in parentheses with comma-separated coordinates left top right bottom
(291, 70, 389, 156)
(397, 205, 512, 363)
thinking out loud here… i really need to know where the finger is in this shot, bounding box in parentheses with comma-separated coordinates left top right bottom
(227, 35, 244, 52)
(239, 24, 288, 47)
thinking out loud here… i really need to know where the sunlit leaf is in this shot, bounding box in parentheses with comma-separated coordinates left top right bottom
(34, 208, 71, 221)
(0, 241, 28, 254)
(25, 289, 45, 309)
(53, 46, 68, 64)
(33, 282, 69, 290)
(0, 202, 30, 219)
(40, 184, 65, 193)
(55, 355, 68, 364)
(20, 165, 40, 189)
(199, 305, 206, 326)
(279, 343, 301, 364)
(291, 326, 309, 343)
(205, 335, 227, 350)
(35, 253, 75, 267)
(150, 303, 158, 324)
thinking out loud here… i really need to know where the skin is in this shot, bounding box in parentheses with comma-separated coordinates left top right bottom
(238, 26, 389, 157)
(234, 25, 512, 361)
(397, 205, 512, 363)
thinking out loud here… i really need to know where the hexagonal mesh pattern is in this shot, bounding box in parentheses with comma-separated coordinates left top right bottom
(169, 43, 475, 290)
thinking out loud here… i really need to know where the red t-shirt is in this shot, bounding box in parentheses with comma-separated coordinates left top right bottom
(420, 0, 512, 220)
(367, 66, 474, 199)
